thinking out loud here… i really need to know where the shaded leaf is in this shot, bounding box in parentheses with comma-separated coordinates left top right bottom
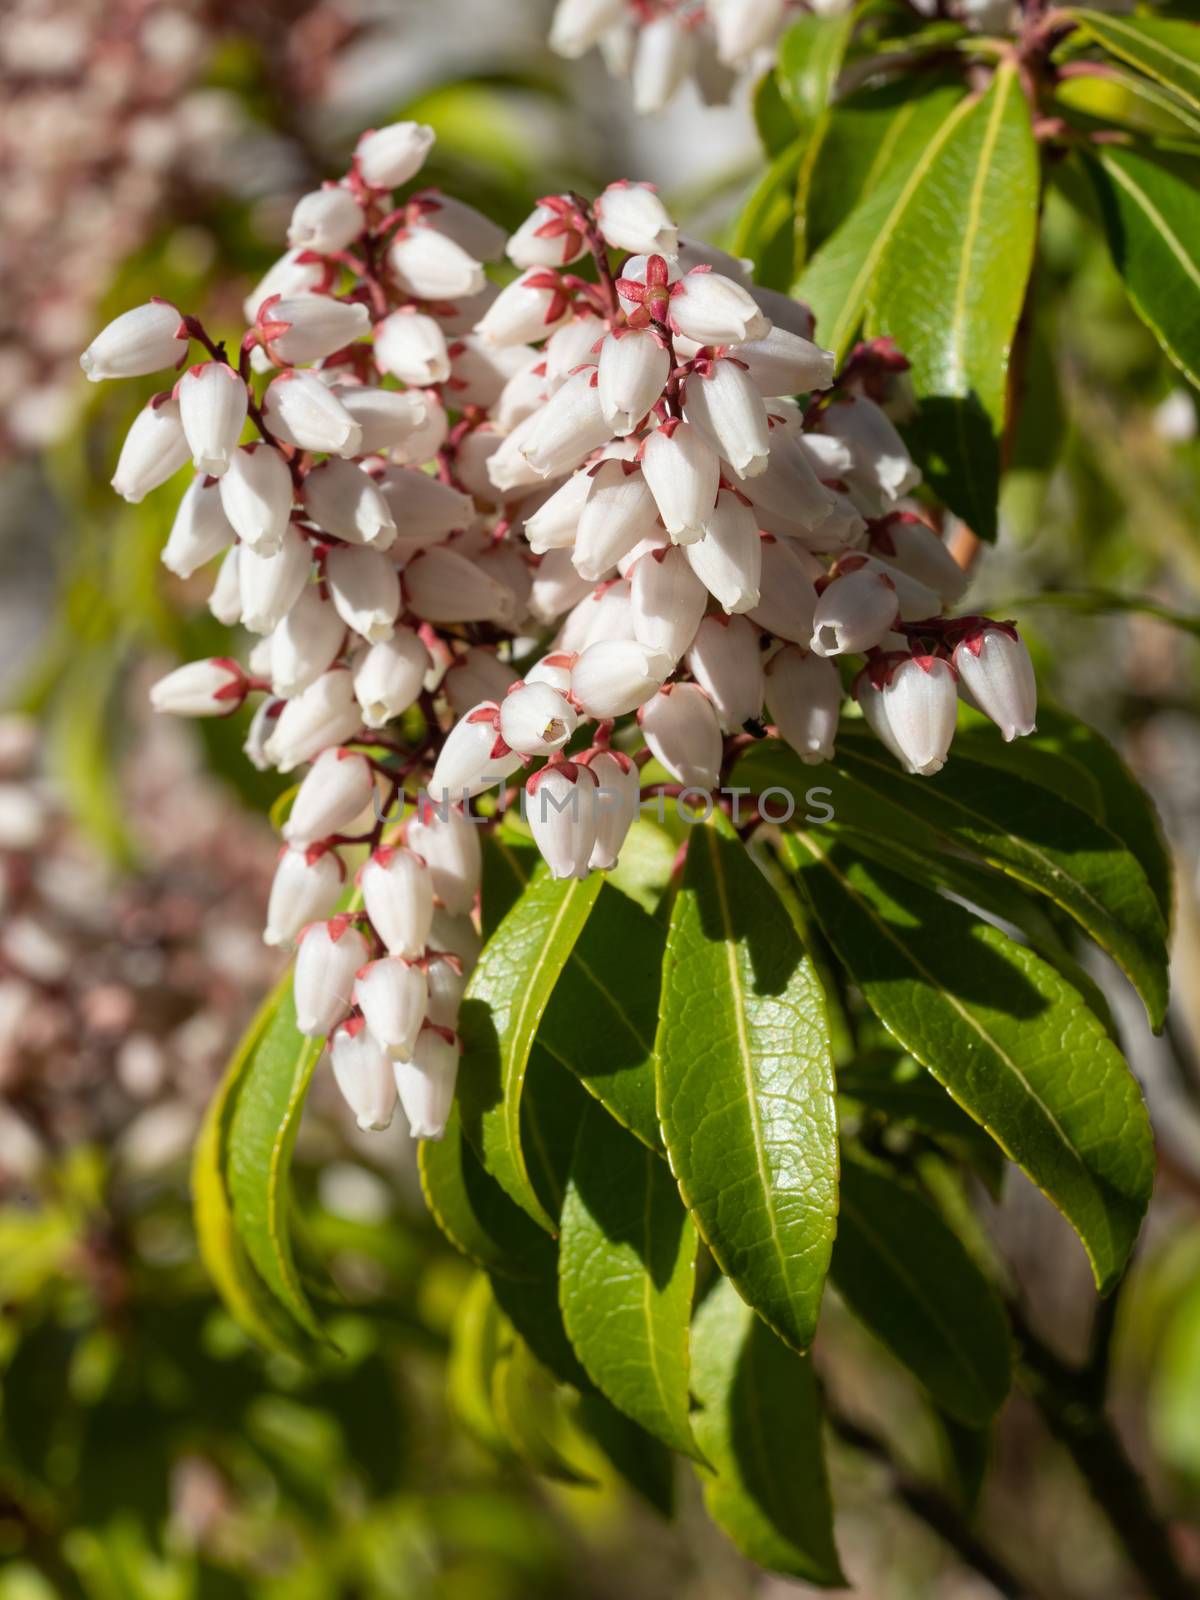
(559, 1101, 700, 1457)
(572, 1391, 676, 1517)
(656, 820, 839, 1353)
(1069, 10, 1200, 113)
(691, 1278, 844, 1586)
(777, 10, 857, 133)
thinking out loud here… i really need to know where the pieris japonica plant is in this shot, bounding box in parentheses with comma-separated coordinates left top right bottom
(84, 0, 1195, 1580)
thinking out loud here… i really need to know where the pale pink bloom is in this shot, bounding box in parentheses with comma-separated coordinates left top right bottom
(746, 536, 823, 643)
(272, 587, 345, 699)
(355, 121, 436, 189)
(149, 658, 244, 717)
(883, 655, 958, 774)
(687, 491, 762, 613)
(594, 181, 678, 258)
(598, 329, 670, 435)
(356, 958, 428, 1061)
(765, 646, 841, 764)
(264, 296, 370, 366)
(684, 358, 770, 478)
(354, 627, 431, 728)
(582, 748, 640, 870)
(686, 614, 764, 732)
(80, 300, 187, 382)
(406, 546, 516, 625)
(302, 459, 397, 550)
(238, 524, 312, 635)
(265, 669, 363, 772)
(263, 371, 363, 456)
(407, 802, 482, 915)
(630, 546, 708, 661)
(953, 627, 1037, 741)
(218, 444, 294, 555)
(161, 477, 234, 578)
(394, 1028, 461, 1140)
(526, 763, 598, 879)
(571, 638, 672, 718)
(575, 460, 660, 580)
(640, 682, 723, 788)
(428, 703, 522, 801)
(500, 681, 579, 756)
(374, 311, 451, 385)
(641, 420, 720, 545)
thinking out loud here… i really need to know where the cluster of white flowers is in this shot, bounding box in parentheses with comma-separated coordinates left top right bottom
(82, 124, 1036, 1140)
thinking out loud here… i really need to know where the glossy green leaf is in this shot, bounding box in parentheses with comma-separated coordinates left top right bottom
(458, 869, 603, 1231)
(867, 62, 1039, 539)
(418, 1104, 556, 1280)
(193, 975, 305, 1354)
(1055, 64, 1200, 141)
(656, 821, 839, 1354)
(538, 883, 665, 1150)
(1069, 10, 1200, 113)
(830, 730, 1170, 1029)
(1085, 143, 1200, 389)
(691, 1278, 844, 1586)
(731, 140, 804, 290)
(832, 1155, 1011, 1424)
(754, 67, 798, 155)
(794, 80, 969, 359)
(786, 833, 1155, 1293)
(479, 827, 541, 938)
(225, 988, 327, 1345)
(776, 11, 857, 133)
(521, 1045, 591, 1226)
(559, 1101, 700, 1458)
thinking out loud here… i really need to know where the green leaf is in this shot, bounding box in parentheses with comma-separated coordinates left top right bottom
(794, 79, 969, 359)
(559, 1101, 700, 1458)
(656, 820, 839, 1354)
(777, 11, 857, 134)
(490, 1333, 597, 1486)
(830, 730, 1170, 1029)
(838, 1060, 1006, 1195)
(458, 869, 603, 1231)
(1055, 63, 1200, 141)
(691, 1278, 844, 1586)
(418, 1104, 556, 1280)
(1069, 10, 1200, 114)
(571, 1391, 676, 1517)
(1084, 143, 1200, 389)
(867, 61, 1039, 539)
(192, 977, 305, 1354)
(831, 1155, 1012, 1424)
(225, 988, 328, 1345)
(447, 1271, 513, 1456)
(786, 833, 1155, 1293)
(537, 883, 665, 1150)
(731, 140, 804, 290)
(754, 67, 799, 155)
(521, 1045, 591, 1225)
(489, 1268, 592, 1392)
(479, 827, 541, 937)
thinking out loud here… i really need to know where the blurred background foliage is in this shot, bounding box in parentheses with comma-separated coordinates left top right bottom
(1, 1, 1199, 1595)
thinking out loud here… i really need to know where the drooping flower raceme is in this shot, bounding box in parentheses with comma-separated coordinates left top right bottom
(83, 128, 1035, 1141)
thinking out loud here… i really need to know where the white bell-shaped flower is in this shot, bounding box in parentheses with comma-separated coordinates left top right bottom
(873, 517, 969, 605)
(710, 0, 785, 64)
(428, 704, 522, 802)
(443, 648, 520, 715)
(219, 444, 294, 555)
(353, 626, 430, 728)
(735, 325, 836, 399)
(282, 747, 376, 844)
(426, 954, 469, 1029)
(630, 546, 708, 662)
(162, 477, 234, 578)
(355, 121, 435, 189)
(302, 459, 396, 550)
(361, 846, 435, 958)
(149, 658, 245, 718)
(581, 748, 640, 870)
(265, 669, 363, 772)
(687, 491, 762, 614)
(810, 566, 898, 657)
(394, 1027, 461, 1140)
(356, 958, 428, 1062)
(500, 681, 579, 756)
(415, 193, 507, 261)
(177, 362, 248, 476)
(238, 524, 312, 635)
(474, 269, 571, 348)
(376, 467, 473, 544)
(519, 368, 612, 479)
(641, 420, 720, 545)
(325, 545, 401, 643)
(544, 315, 603, 386)
(407, 802, 482, 916)
(530, 549, 596, 625)
(523, 470, 592, 554)
(745, 536, 822, 643)
(594, 181, 679, 258)
(640, 682, 723, 788)
(686, 614, 764, 733)
(507, 195, 588, 268)
(329, 385, 432, 458)
(597, 329, 670, 435)
(765, 645, 841, 765)
(208, 546, 243, 626)
(684, 358, 770, 479)
(295, 918, 369, 1038)
(526, 762, 599, 879)
(330, 1018, 397, 1131)
(405, 546, 516, 625)
(953, 626, 1037, 742)
(263, 371, 363, 457)
(271, 586, 344, 699)
(111, 399, 190, 503)
(669, 270, 769, 347)
(427, 908, 483, 970)
(264, 844, 345, 948)
(575, 460, 660, 580)
(571, 638, 672, 718)
(374, 310, 451, 385)
(81, 300, 188, 382)
(263, 296, 370, 366)
(820, 396, 921, 513)
(549, 0, 627, 56)
(389, 226, 485, 301)
(243, 250, 325, 323)
(288, 186, 364, 254)
(632, 13, 696, 114)
(882, 654, 958, 775)
(558, 577, 636, 652)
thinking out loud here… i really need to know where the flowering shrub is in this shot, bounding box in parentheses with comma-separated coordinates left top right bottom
(76, 0, 1199, 1590)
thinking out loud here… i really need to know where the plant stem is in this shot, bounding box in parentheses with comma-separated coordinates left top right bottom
(1010, 1304, 1195, 1600)
(828, 1410, 1042, 1598)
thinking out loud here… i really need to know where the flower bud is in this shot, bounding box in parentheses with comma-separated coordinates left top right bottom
(405, 546, 516, 625)
(687, 491, 762, 613)
(854, 670, 909, 766)
(330, 1018, 397, 1131)
(263, 371, 363, 456)
(443, 647, 520, 715)
(494, 354, 552, 429)
(429, 703, 522, 802)
(745, 536, 821, 643)
(684, 358, 770, 478)
(525, 653, 576, 695)
(575, 460, 659, 580)
(641, 420, 720, 545)
(408, 802, 482, 915)
(376, 467, 473, 544)
(669, 270, 769, 347)
(736, 325, 836, 399)
(162, 476, 234, 578)
(580, 748, 640, 870)
(507, 195, 588, 269)
(597, 329, 670, 436)
(500, 681, 579, 756)
(810, 567, 898, 657)
(111, 399, 190, 503)
(632, 14, 696, 114)
(361, 846, 435, 958)
(149, 657, 245, 718)
(269, 587, 342, 699)
(764, 646, 840, 764)
(355, 121, 436, 189)
(389, 225, 485, 301)
(882, 655, 958, 775)
(594, 182, 678, 258)
(485, 414, 549, 496)
(302, 459, 397, 550)
(374, 311, 451, 385)
(744, 432, 840, 542)
(244, 250, 325, 322)
(356, 957, 428, 1061)
(872, 517, 968, 605)
(244, 697, 282, 772)
(686, 614, 764, 732)
(527, 763, 598, 879)
(81, 300, 188, 382)
(523, 470, 592, 554)
(426, 954, 468, 1028)
(288, 186, 365, 254)
(354, 626, 430, 727)
(283, 746, 376, 844)
(820, 396, 920, 512)
(295, 918, 369, 1038)
(325, 545, 401, 642)
(952, 626, 1036, 742)
(239, 524, 313, 635)
(549, 0, 627, 57)
(394, 1027, 460, 1140)
(640, 682, 722, 788)
(265, 669, 363, 772)
(630, 546, 708, 662)
(519, 369, 612, 479)
(474, 269, 571, 347)
(209, 545, 243, 626)
(264, 295, 370, 366)
(264, 844, 345, 948)
(571, 638, 672, 718)
(415, 192, 507, 260)
(218, 444, 294, 555)
(545, 315, 603, 386)
(329, 385, 433, 459)
(710, 0, 785, 64)
(558, 577, 635, 652)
